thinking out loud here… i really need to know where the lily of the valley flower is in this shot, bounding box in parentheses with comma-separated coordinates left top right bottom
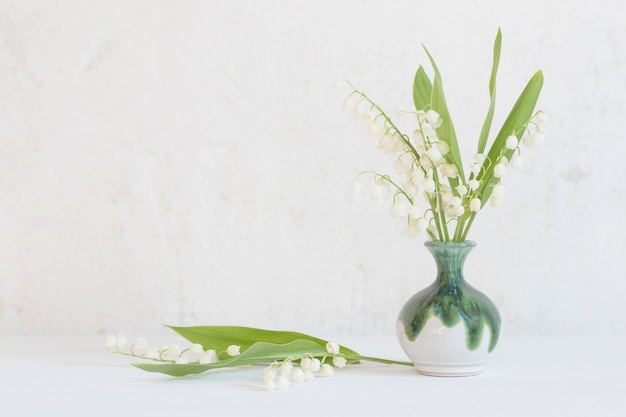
(407, 217, 428, 238)
(409, 204, 422, 219)
(227, 345, 241, 357)
(199, 350, 218, 364)
(469, 198, 482, 212)
(390, 201, 408, 217)
(326, 342, 340, 355)
(320, 364, 335, 377)
(510, 154, 524, 169)
(493, 163, 507, 178)
(505, 135, 518, 150)
(468, 179, 480, 191)
(423, 179, 436, 193)
(425, 109, 443, 128)
(490, 195, 503, 207)
(492, 184, 505, 197)
(332, 357, 347, 368)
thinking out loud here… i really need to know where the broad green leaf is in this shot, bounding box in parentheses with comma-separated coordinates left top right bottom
(412, 65, 432, 111)
(478, 69, 543, 204)
(423, 46, 465, 183)
(134, 339, 329, 378)
(477, 28, 502, 154)
(167, 325, 360, 358)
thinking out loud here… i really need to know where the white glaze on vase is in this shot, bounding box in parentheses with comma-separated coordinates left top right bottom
(396, 316, 492, 376)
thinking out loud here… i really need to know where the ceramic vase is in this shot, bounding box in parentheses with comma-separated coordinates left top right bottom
(396, 240, 501, 376)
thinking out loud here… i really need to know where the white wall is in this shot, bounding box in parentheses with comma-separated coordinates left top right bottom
(1, 0, 624, 338)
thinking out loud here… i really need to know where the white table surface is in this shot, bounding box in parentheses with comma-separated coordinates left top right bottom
(1, 335, 625, 417)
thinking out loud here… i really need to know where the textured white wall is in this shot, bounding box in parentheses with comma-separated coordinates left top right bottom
(1, 0, 625, 338)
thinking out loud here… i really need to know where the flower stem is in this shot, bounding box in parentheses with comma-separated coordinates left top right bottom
(346, 82, 427, 178)
(460, 212, 477, 241)
(343, 354, 413, 367)
(361, 171, 414, 205)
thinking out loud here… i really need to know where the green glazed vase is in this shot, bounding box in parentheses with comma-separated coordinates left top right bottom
(396, 240, 501, 376)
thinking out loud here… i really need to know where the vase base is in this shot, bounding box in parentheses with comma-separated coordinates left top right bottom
(396, 318, 493, 377)
(413, 362, 485, 377)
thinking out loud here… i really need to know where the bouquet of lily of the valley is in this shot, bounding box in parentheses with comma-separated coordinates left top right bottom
(345, 29, 545, 242)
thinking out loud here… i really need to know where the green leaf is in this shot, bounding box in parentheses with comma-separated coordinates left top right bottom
(422, 46, 465, 183)
(478, 69, 544, 204)
(412, 65, 432, 111)
(134, 339, 329, 378)
(477, 28, 502, 154)
(167, 325, 360, 358)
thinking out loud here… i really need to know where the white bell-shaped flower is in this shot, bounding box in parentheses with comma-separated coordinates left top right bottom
(189, 343, 204, 355)
(493, 163, 507, 178)
(309, 358, 321, 372)
(377, 135, 393, 151)
(175, 356, 189, 365)
(326, 342, 340, 355)
(116, 334, 128, 350)
(505, 135, 518, 150)
(280, 361, 293, 376)
(425, 109, 443, 129)
(144, 347, 159, 360)
(468, 179, 480, 191)
(409, 204, 422, 219)
(291, 368, 305, 383)
(414, 217, 428, 232)
(333, 357, 347, 368)
(132, 337, 148, 351)
(510, 154, 524, 169)
(426, 147, 443, 162)
(532, 132, 544, 146)
(436, 141, 449, 155)
(394, 158, 408, 175)
(390, 201, 408, 218)
(533, 111, 548, 129)
(300, 357, 312, 372)
(227, 345, 241, 357)
(161, 344, 181, 357)
(404, 183, 418, 198)
(490, 195, 503, 207)
(400, 152, 415, 170)
(263, 367, 276, 382)
(320, 364, 335, 377)
(370, 183, 386, 204)
(105, 335, 118, 351)
(412, 129, 425, 144)
(469, 198, 481, 212)
(199, 350, 217, 364)
(423, 179, 436, 193)
(275, 375, 290, 389)
(367, 122, 380, 136)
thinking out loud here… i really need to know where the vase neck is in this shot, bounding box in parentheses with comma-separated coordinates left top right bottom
(425, 241, 475, 286)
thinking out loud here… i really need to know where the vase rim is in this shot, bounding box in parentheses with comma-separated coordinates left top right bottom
(424, 240, 477, 248)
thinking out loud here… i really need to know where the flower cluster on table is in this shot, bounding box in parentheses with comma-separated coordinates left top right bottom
(107, 334, 345, 390)
(106, 326, 411, 391)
